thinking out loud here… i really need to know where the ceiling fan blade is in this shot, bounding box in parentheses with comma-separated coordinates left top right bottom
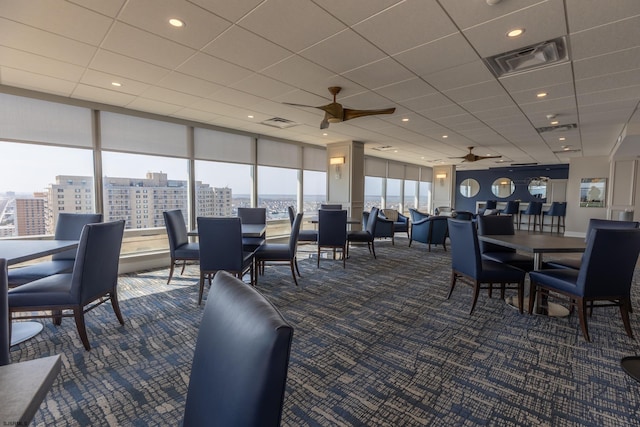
(477, 155, 502, 160)
(282, 102, 320, 108)
(320, 113, 330, 129)
(343, 108, 396, 121)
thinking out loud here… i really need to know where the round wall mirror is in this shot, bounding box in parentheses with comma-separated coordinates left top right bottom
(528, 178, 547, 200)
(491, 177, 515, 198)
(459, 178, 480, 198)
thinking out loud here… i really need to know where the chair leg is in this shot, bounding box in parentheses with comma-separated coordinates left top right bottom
(180, 260, 187, 275)
(52, 309, 62, 326)
(577, 297, 590, 342)
(167, 258, 176, 284)
(294, 257, 301, 277)
(528, 282, 537, 314)
(73, 307, 91, 351)
(342, 244, 346, 268)
(371, 241, 376, 259)
(317, 246, 321, 268)
(470, 281, 481, 315)
(517, 281, 524, 314)
(488, 283, 493, 298)
(110, 289, 125, 325)
(289, 262, 299, 286)
(620, 297, 634, 339)
(447, 273, 457, 299)
(198, 273, 206, 306)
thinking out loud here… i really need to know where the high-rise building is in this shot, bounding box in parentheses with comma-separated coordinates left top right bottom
(15, 196, 46, 236)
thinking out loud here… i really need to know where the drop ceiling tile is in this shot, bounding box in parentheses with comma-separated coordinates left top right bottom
(424, 60, 495, 92)
(444, 80, 505, 103)
(156, 72, 223, 97)
(353, 0, 457, 55)
(403, 93, 452, 112)
(68, 0, 126, 17)
(140, 86, 203, 107)
(571, 15, 640, 61)
(311, 0, 401, 26)
(511, 81, 575, 104)
(0, 67, 76, 96)
(189, 0, 264, 23)
(171, 107, 220, 124)
(203, 26, 292, 72)
(102, 22, 196, 69)
(205, 87, 265, 108)
(460, 94, 515, 113)
(126, 97, 184, 116)
(577, 85, 640, 107)
(566, 0, 640, 32)
(519, 96, 576, 115)
(0, 18, 97, 66)
(73, 83, 137, 106)
(0, 0, 113, 46)
(237, 0, 345, 52)
(343, 58, 414, 90)
(177, 53, 253, 86)
(0, 46, 85, 82)
(80, 70, 150, 95)
(573, 46, 640, 80)
(300, 29, 386, 74)
(474, 106, 528, 122)
(261, 56, 335, 92)
(462, 0, 567, 58)
(394, 33, 478, 77)
(375, 78, 437, 102)
(440, 0, 552, 30)
(500, 62, 573, 92)
(90, 50, 170, 84)
(575, 69, 640, 95)
(118, 0, 231, 50)
(231, 74, 297, 100)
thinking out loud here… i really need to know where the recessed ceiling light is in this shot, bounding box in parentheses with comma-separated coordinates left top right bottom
(559, 137, 566, 141)
(394, 150, 398, 153)
(442, 135, 448, 138)
(550, 120, 559, 125)
(247, 115, 254, 119)
(563, 146, 571, 151)
(507, 28, 525, 38)
(322, 133, 328, 136)
(537, 92, 548, 98)
(169, 18, 185, 28)
(111, 82, 122, 87)
(402, 118, 409, 122)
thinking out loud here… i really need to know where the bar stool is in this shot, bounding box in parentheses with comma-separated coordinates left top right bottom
(519, 201, 543, 231)
(499, 201, 520, 229)
(543, 202, 567, 233)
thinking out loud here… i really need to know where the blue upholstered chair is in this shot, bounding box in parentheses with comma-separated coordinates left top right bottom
(529, 228, 640, 341)
(477, 215, 534, 272)
(317, 209, 347, 268)
(447, 219, 526, 314)
(320, 204, 342, 210)
(542, 202, 567, 233)
(545, 218, 640, 270)
(8, 213, 103, 287)
(183, 271, 293, 427)
(409, 215, 448, 251)
(1, 259, 9, 366)
(287, 206, 317, 243)
(8, 220, 126, 351)
(452, 210, 475, 221)
(519, 201, 543, 231)
(197, 217, 255, 305)
(499, 201, 520, 228)
(478, 200, 497, 215)
(363, 210, 394, 243)
(381, 209, 410, 239)
(347, 206, 379, 259)
(255, 213, 303, 286)
(163, 209, 199, 284)
(237, 208, 267, 251)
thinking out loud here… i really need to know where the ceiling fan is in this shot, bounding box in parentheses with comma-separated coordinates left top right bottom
(450, 146, 502, 162)
(284, 86, 396, 129)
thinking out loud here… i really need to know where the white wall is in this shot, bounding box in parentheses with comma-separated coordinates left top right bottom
(565, 156, 610, 237)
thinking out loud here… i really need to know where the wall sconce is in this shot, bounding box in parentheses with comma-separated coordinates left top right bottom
(330, 156, 345, 179)
(436, 172, 447, 185)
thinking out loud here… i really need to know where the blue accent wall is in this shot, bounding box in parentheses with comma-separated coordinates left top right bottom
(455, 164, 569, 212)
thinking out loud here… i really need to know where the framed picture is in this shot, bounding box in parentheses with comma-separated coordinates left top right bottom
(579, 177, 606, 207)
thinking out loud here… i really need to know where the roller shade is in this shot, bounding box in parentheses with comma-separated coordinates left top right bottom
(194, 128, 253, 164)
(303, 146, 327, 171)
(420, 167, 433, 182)
(257, 138, 301, 169)
(365, 157, 386, 177)
(406, 165, 420, 181)
(388, 162, 405, 179)
(101, 111, 187, 157)
(0, 93, 92, 147)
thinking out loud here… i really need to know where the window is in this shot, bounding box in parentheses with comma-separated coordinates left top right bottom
(404, 180, 417, 214)
(194, 160, 252, 218)
(419, 182, 432, 212)
(365, 176, 383, 211)
(386, 178, 402, 210)
(303, 170, 326, 214)
(257, 166, 297, 221)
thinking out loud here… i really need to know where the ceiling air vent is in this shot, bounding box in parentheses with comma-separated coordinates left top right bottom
(553, 149, 581, 154)
(372, 145, 396, 152)
(261, 117, 299, 129)
(484, 37, 568, 78)
(536, 123, 577, 133)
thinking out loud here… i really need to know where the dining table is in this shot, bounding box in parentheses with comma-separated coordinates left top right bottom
(188, 223, 267, 238)
(0, 239, 79, 346)
(478, 231, 587, 316)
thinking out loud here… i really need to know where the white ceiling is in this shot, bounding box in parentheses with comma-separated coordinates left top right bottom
(1, 0, 640, 170)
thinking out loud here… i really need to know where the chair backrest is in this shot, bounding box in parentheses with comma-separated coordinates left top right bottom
(164, 210, 189, 255)
(585, 218, 640, 242)
(448, 219, 482, 278)
(547, 202, 567, 216)
(70, 220, 125, 304)
(237, 208, 267, 225)
(52, 213, 103, 260)
(0, 258, 9, 366)
(183, 271, 293, 427)
(381, 209, 398, 222)
(287, 206, 296, 225)
(524, 201, 542, 215)
(317, 209, 347, 246)
(198, 217, 244, 273)
(477, 215, 516, 254)
(288, 213, 303, 256)
(365, 207, 379, 236)
(452, 211, 474, 221)
(409, 208, 429, 223)
(428, 216, 449, 243)
(485, 200, 497, 210)
(577, 228, 640, 297)
(435, 206, 452, 216)
(503, 201, 520, 215)
(320, 204, 342, 210)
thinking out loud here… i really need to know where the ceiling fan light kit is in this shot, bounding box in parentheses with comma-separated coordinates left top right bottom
(449, 146, 502, 163)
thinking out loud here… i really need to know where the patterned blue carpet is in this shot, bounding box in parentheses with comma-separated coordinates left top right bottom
(9, 236, 640, 426)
